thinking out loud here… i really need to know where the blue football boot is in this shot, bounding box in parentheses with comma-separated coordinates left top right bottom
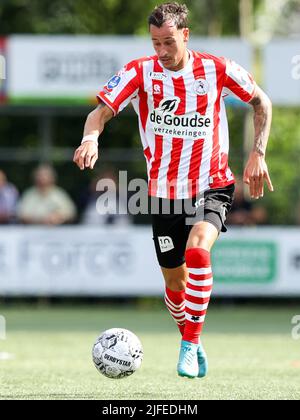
(177, 340, 199, 378)
(197, 341, 208, 378)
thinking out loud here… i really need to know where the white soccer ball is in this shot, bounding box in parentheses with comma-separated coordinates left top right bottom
(92, 328, 143, 379)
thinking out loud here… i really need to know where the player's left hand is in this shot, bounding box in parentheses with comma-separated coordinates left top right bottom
(243, 151, 274, 199)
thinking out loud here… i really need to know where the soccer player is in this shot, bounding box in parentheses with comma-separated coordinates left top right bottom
(73, 2, 273, 378)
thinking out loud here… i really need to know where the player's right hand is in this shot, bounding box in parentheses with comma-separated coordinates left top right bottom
(73, 141, 98, 170)
(243, 151, 274, 199)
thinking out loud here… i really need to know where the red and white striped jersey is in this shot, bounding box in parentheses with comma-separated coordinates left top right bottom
(97, 50, 256, 199)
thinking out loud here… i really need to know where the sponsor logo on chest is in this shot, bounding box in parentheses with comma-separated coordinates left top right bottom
(148, 97, 212, 139)
(148, 71, 168, 81)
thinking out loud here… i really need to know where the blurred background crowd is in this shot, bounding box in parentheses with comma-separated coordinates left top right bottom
(0, 164, 134, 226)
(0, 164, 288, 226)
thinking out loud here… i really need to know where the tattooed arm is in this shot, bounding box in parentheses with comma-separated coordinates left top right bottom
(243, 85, 274, 199)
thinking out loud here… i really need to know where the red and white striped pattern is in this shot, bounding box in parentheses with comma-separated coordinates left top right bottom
(183, 248, 213, 344)
(98, 50, 255, 199)
(164, 288, 185, 335)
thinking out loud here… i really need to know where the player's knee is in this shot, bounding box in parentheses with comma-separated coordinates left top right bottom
(165, 276, 186, 292)
(187, 229, 210, 250)
(187, 223, 218, 250)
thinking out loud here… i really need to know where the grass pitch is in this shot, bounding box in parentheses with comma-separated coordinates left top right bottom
(0, 303, 300, 400)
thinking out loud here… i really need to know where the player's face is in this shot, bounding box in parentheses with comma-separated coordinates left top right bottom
(150, 21, 189, 71)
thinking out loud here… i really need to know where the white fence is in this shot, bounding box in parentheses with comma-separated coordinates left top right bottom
(0, 226, 299, 297)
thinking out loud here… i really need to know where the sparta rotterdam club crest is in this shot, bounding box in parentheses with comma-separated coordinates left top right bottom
(193, 78, 210, 95)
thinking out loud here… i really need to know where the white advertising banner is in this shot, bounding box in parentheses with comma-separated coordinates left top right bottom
(0, 226, 162, 296)
(7, 36, 252, 104)
(0, 226, 300, 297)
(264, 39, 300, 105)
(212, 227, 300, 296)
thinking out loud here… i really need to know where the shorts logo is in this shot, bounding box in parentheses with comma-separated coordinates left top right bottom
(195, 197, 204, 209)
(222, 205, 227, 220)
(193, 78, 210, 95)
(158, 236, 174, 253)
(148, 72, 168, 81)
(107, 75, 121, 89)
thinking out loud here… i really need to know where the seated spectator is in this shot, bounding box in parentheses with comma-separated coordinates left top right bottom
(81, 169, 131, 225)
(17, 164, 76, 225)
(0, 169, 19, 224)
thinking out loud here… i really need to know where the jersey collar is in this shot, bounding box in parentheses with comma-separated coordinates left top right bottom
(158, 49, 194, 79)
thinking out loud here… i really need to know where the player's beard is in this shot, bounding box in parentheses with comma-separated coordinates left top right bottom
(161, 49, 187, 71)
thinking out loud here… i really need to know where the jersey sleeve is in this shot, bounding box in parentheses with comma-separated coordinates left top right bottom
(97, 60, 141, 116)
(223, 58, 256, 103)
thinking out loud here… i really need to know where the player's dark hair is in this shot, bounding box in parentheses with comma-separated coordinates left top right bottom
(148, 2, 189, 29)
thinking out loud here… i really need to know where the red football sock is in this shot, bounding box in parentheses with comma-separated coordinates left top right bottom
(164, 287, 185, 336)
(183, 248, 213, 344)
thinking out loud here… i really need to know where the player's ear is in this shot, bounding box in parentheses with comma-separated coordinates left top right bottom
(183, 28, 189, 43)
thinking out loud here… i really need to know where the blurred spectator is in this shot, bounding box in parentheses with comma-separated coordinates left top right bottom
(81, 169, 131, 225)
(227, 178, 268, 226)
(17, 164, 76, 225)
(251, 205, 268, 225)
(0, 169, 19, 224)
